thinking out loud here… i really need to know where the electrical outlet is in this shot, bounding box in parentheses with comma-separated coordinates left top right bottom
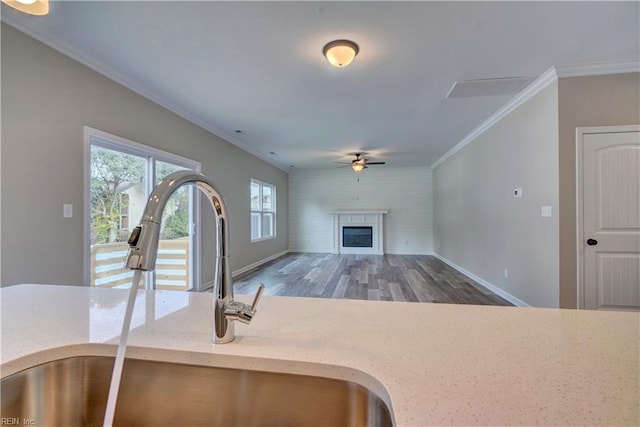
(504, 269, 509, 278)
(63, 204, 73, 218)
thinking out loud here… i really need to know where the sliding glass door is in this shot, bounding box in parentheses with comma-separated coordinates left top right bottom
(86, 128, 200, 291)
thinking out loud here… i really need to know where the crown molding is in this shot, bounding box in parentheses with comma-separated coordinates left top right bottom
(555, 60, 640, 78)
(432, 59, 640, 169)
(431, 66, 559, 169)
(1, 16, 290, 173)
(4, 13, 636, 174)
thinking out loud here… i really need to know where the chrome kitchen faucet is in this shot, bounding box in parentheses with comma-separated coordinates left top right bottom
(124, 170, 264, 343)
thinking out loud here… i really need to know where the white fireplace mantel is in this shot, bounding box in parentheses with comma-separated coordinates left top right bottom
(331, 210, 388, 255)
(331, 209, 389, 215)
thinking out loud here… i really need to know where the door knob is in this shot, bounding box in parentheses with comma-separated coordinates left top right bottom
(587, 239, 598, 246)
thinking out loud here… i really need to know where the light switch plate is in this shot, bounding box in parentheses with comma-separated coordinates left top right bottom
(541, 205, 552, 217)
(63, 204, 73, 218)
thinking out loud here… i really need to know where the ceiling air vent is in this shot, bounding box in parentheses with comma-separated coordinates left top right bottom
(446, 76, 535, 98)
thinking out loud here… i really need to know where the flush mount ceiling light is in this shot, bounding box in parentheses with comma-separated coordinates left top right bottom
(1, 0, 48, 15)
(323, 40, 359, 68)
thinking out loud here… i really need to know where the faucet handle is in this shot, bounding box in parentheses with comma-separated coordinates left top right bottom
(225, 283, 265, 325)
(250, 283, 265, 312)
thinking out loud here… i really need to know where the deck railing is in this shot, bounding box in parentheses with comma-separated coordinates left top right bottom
(90, 238, 189, 291)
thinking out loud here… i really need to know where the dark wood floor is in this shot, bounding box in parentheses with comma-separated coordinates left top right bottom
(234, 253, 512, 306)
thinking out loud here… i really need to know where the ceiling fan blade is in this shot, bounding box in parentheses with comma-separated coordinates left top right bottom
(335, 153, 386, 169)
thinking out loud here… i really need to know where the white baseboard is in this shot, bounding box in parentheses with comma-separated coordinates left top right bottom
(432, 253, 530, 307)
(198, 250, 290, 291)
(232, 250, 290, 278)
(199, 280, 214, 291)
(290, 249, 434, 256)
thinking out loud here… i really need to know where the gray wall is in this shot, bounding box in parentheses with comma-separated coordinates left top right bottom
(434, 82, 560, 308)
(1, 23, 288, 286)
(557, 73, 640, 308)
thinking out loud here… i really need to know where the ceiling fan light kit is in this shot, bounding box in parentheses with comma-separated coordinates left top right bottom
(336, 153, 386, 181)
(352, 163, 366, 172)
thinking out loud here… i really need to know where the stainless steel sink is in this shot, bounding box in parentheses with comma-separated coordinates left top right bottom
(1, 356, 393, 426)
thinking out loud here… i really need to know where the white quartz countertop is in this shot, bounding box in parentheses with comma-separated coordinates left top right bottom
(1, 284, 638, 426)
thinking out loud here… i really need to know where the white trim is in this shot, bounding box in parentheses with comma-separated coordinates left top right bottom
(575, 125, 640, 309)
(556, 60, 640, 78)
(231, 250, 290, 279)
(85, 127, 200, 170)
(432, 253, 530, 307)
(431, 67, 559, 169)
(199, 280, 215, 292)
(251, 236, 277, 243)
(331, 209, 389, 215)
(575, 124, 640, 136)
(431, 61, 640, 170)
(576, 128, 584, 310)
(1, 16, 289, 173)
(6, 10, 636, 175)
(83, 128, 91, 286)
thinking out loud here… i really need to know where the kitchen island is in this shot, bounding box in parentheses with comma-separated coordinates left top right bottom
(1, 284, 638, 425)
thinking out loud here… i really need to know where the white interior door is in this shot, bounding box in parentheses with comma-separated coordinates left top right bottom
(580, 127, 640, 311)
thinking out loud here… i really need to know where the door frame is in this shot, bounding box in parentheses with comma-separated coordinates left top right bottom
(576, 124, 640, 309)
(83, 126, 202, 290)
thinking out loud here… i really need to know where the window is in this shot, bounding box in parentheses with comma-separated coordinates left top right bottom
(251, 179, 276, 241)
(85, 127, 201, 291)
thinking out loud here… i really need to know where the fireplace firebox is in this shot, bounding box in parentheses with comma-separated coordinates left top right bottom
(342, 226, 373, 248)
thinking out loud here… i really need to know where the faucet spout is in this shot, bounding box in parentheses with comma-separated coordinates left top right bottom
(124, 170, 262, 344)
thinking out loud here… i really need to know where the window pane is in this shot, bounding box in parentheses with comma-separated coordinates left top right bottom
(156, 161, 188, 184)
(251, 181, 261, 210)
(156, 161, 190, 241)
(250, 180, 275, 241)
(156, 161, 191, 291)
(90, 145, 146, 288)
(251, 212, 262, 240)
(262, 213, 274, 238)
(262, 185, 272, 212)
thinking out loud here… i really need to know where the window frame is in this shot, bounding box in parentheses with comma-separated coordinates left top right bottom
(83, 126, 201, 289)
(250, 178, 276, 242)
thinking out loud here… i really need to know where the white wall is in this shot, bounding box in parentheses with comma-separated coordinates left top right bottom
(433, 82, 559, 308)
(289, 166, 433, 255)
(1, 23, 288, 286)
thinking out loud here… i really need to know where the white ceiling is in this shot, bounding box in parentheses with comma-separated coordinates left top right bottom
(2, 1, 639, 171)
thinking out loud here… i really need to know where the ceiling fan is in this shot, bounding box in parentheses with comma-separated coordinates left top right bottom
(336, 153, 386, 181)
(337, 153, 386, 171)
